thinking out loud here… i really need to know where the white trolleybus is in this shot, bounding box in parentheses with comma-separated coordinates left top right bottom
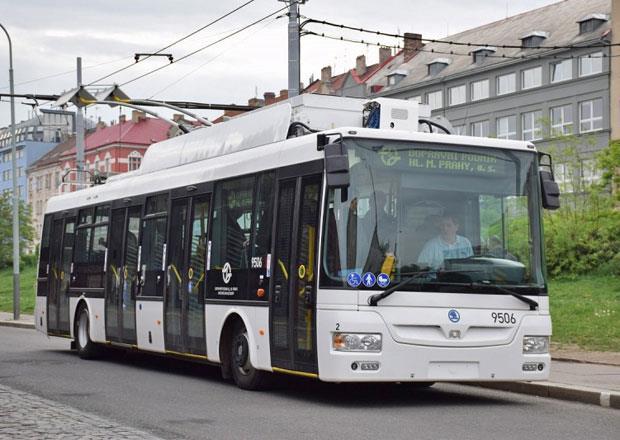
(35, 95, 560, 390)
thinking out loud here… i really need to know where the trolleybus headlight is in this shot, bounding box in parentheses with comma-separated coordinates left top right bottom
(522, 336, 549, 354)
(333, 333, 382, 352)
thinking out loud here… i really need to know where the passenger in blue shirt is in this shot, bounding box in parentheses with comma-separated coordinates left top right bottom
(417, 213, 473, 270)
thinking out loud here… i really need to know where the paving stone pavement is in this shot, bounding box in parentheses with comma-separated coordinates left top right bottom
(0, 383, 161, 439)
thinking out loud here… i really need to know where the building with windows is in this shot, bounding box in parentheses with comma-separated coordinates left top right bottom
(375, 0, 613, 186)
(59, 111, 172, 189)
(0, 109, 76, 202)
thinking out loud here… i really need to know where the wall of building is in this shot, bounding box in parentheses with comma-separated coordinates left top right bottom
(0, 141, 56, 201)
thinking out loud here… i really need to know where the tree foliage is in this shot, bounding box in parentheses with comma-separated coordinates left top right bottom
(0, 193, 35, 269)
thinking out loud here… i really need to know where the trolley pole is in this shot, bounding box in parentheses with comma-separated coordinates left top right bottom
(282, 0, 305, 97)
(1, 23, 20, 320)
(75, 57, 85, 188)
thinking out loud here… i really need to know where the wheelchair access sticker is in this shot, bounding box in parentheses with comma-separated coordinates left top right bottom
(347, 272, 362, 288)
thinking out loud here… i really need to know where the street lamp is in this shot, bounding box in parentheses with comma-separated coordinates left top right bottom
(0, 22, 19, 320)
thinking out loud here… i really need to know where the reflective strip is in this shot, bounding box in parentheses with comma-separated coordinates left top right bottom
(272, 367, 318, 379)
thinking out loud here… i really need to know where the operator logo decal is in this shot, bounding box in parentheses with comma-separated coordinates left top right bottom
(379, 147, 401, 167)
(377, 273, 390, 288)
(347, 272, 362, 288)
(362, 272, 376, 288)
(448, 309, 461, 323)
(222, 262, 232, 284)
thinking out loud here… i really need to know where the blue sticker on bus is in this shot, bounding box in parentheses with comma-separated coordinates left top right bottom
(377, 273, 390, 288)
(448, 309, 461, 323)
(362, 272, 376, 287)
(347, 272, 362, 288)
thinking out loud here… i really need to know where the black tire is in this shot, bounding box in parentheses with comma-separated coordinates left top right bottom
(230, 321, 271, 390)
(75, 306, 99, 359)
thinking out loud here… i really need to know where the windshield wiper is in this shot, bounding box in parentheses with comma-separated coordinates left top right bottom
(470, 281, 539, 311)
(368, 269, 435, 306)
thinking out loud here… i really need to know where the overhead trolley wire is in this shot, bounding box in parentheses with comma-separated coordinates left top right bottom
(87, 0, 256, 86)
(304, 31, 620, 61)
(120, 4, 290, 87)
(302, 18, 619, 50)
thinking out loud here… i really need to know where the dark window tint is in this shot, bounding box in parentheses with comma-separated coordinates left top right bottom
(212, 176, 254, 269)
(146, 194, 168, 215)
(94, 205, 109, 223)
(78, 208, 92, 225)
(141, 217, 167, 296)
(251, 173, 275, 259)
(38, 215, 52, 277)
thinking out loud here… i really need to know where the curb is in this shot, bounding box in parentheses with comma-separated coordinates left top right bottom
(470, 381, 620, 409)
(0, 320, 35, 330)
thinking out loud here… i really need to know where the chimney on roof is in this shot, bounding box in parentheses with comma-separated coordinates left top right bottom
(96, 120, 107, 130)
(321, 66, 332, 83)
(264, 92, 276, 105)
(278, 89, 289, 101)
(355, 55, 367, 76)
(131, 110, 146, 123)
(404, 33, 423, 62)
(248, 97, 263, 107)
(379, 47, 392, 64)
(172, 114, 185, 122)
(119, 114, 126, 124)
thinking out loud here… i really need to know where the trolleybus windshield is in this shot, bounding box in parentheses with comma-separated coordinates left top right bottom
(321, 138, 546, 295)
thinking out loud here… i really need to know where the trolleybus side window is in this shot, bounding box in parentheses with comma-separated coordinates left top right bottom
(251, 172, 275, 261)
(140, 194, 168, 297)
(211, 176, 254, 270)
(38, 215, 52, 279)
(73, 205, 109, 288)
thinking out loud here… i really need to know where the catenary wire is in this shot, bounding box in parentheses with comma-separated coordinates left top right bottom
(304, 31, 620, 61)
(86, 0, 256, 86)
(302, 18, 619, 50)
(120, 5, 289, 87)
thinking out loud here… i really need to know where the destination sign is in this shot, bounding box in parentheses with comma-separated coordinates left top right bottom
(376, 147, 506, 176)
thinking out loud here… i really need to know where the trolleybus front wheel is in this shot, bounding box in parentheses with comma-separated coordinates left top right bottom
(230, 322, 271, 390)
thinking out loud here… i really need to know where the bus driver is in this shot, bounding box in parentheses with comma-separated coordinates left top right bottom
(417, 213, 473, 270)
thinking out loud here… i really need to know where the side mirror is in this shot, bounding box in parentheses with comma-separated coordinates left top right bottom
(540, 170, 560, 210)
(324, 142, 350, 189)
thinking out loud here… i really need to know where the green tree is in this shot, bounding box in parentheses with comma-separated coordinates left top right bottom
(597, 139, 620, 203)
(0, 192, 35, 269)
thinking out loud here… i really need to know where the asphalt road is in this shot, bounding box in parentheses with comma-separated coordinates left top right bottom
(1, 326, 618, 440)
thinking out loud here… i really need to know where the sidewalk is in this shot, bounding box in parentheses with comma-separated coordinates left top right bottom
(1, 312, 618, 409)
(0, 383, 159, 439)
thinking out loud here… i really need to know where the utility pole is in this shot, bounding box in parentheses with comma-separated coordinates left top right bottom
(281, 1, 305, 97)
(75, 57, 85, 187)
(0, 22, 19, 320)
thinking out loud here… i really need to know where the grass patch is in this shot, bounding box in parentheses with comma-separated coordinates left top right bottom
(2, 266, 618, 351)
(548, 275, 620, 352)
(0, 264, 37, 314)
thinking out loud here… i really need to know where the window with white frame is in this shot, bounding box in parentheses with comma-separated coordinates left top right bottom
(496, 116, 517, 139)
(470, 120, 490, 137)
(448, 85, 466, 106)
(471, 79, 489, 101)
(579, 98, 603, 133)
(497, 73, 516, 95)
(128, 151, 142, 171)
(453, 125, 466, 135)
(426, 90, 443, 110)
(522, 110, 543, 141)
(550, 104, 573, 135)
(550, 59, 572, 83)
(579, 52, 603, 77)
(521, 66, 542, 89)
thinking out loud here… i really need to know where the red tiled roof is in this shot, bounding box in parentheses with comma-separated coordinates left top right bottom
(62, 117, 171, 156)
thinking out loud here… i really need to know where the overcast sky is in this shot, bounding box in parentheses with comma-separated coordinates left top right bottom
(0, 0, 561, 126)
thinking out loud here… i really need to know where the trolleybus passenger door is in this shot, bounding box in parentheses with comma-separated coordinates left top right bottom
(270, 173, 322, 373)
(165, 195, 210, 355)
(105, 206, 140, 344)
(47, 218, 64, 333)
